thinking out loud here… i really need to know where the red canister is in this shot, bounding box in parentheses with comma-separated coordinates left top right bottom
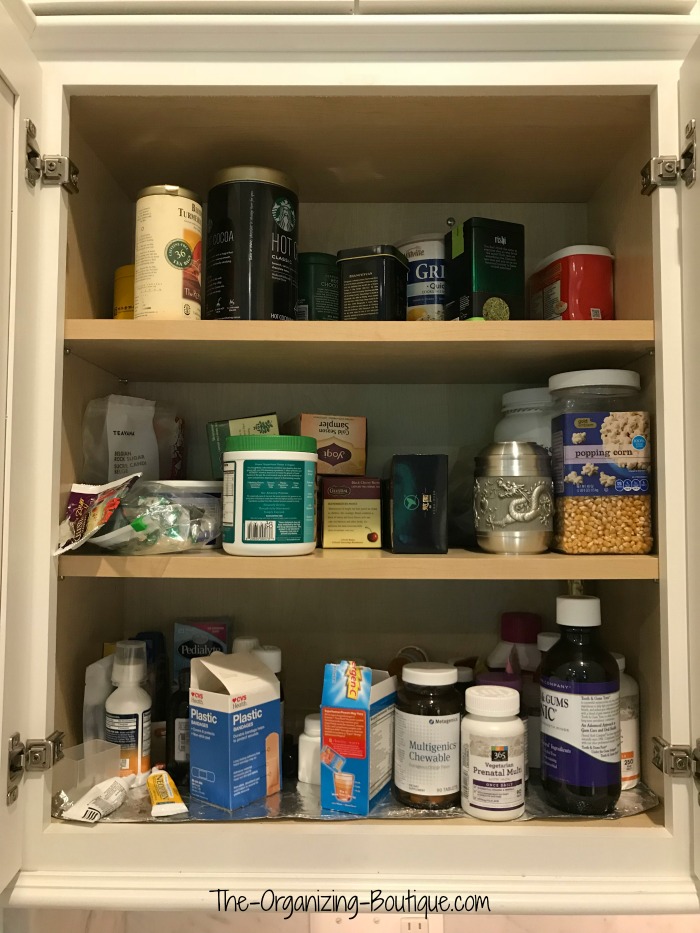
(528, 246, 614, 321)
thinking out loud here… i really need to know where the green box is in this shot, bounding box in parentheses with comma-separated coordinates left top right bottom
(444, 217, 525, 320)
(207, 413, 279, 479)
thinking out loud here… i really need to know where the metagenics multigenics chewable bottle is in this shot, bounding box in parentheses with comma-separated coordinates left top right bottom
(393, 662, 461, 809)
(461, 685, 525, 821)
(540, 596, 621, 815)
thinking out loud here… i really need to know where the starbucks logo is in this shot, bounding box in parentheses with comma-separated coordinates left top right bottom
(272, 197, 296, 233)
(165, 239, 192, 269)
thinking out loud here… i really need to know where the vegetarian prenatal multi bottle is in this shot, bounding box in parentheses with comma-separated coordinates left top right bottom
(540, 596, 621, 815)
(461, 685, 525, 821)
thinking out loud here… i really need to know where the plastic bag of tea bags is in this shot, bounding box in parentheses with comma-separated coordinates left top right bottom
(82, 395, 184, 483)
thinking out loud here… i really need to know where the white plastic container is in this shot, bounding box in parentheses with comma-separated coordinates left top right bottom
(461, 685, 525, 821)
(104, 641, 152, 783)
(297, 713, 321, 785)
(233, 635, 261, 653)
(83, 655, 114, 742)
(493, 387, 553, 452)
(613, 652, 640, 790)
(222, 435, 318, 556)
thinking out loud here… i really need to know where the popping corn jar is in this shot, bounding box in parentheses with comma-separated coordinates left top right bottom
(549, 370, 652, 554)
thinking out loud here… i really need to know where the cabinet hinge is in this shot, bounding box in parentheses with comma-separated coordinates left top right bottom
(25, 119, 79, 194)
(6, 730, 65, 806)
(641, 119, 696, 196)
(651, 735, 700, 779)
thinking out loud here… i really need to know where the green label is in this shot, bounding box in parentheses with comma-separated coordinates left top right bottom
(272, 197, 296, 233)
(242, 460, 315, 544)
(165, 239, 193, 269)
(222, 461, 235, 544)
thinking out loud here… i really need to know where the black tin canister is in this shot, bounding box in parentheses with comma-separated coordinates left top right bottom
(205, 166, 299, 321)
(338, 245, 408, 321)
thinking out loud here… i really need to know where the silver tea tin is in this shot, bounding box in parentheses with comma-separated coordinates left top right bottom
(473, 442, 554, 555)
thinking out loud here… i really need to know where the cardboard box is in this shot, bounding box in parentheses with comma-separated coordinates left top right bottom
(320, 661, 396, 815)
(444, 217, 525, 321)
(385, 454, 448, 553)
(283, 413, 366, 475)
(207, 413, 279, 480)
(173, 617, 230, 689)
(189, 651, 281, 811)
(320, 476, 381, 548)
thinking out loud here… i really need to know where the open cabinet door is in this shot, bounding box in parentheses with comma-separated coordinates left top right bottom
(680, 35, 700, 896)
(0, 0, 41, 897)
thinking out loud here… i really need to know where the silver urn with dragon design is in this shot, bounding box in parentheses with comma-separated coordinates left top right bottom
(474, 442, 554, 554)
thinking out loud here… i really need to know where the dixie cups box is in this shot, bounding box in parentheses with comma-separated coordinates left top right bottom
(189, 651, 281, 811)
(320, 661, 397, 815)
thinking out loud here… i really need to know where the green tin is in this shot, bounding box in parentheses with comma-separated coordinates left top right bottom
(296, 252, 339, 321)
(444, 217, 525, 321)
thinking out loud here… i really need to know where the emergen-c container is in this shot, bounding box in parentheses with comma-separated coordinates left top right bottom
(134, 186, 202, 321)
(394, 233, 445, 320)
(529, 246, 614, 320)
(338, 245, 408, 321)
(222, 435, 317, 555)
(205, 166, 298, 321)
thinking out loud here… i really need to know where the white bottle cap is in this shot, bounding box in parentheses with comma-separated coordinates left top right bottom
(501, 387, 552, 412)
(537, 632, 561, 652)
(402, 662, 457, 686)
(111, 640, 147, 685)
(612, 651, 626, 672)
(548, 369, 640, 393)
(303, 713, 321, 737)
(556, 595, 602, 628)
(233, 635, 260, 653)
(448, 663, 474, 684)
(252, 645, 282, 674)
(465, 685, 520, 717)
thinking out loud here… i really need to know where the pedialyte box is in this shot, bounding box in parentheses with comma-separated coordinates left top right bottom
(173, 617, 230, 690)
(189, 651, 281, 811)
(320, 661, 396, 815)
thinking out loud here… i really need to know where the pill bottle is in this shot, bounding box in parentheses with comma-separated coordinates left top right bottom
(461, 685, 525, 821)
(447, 659, 474, 711)
(223, 435, 318, 556)
(549, 369, 652, 554)
(612, 652, 640, 790)
(475, 670, 528, 781)
(233, 635, 260, 653)
(529, 631, 561, 769)
(494, 387, 553, 452)
(393, 662, 461, 809)
(166, 668, 190, 787)
(541, 596, 621, 815)
(297, 713, 321, 785)
(105, 640, 152, 783)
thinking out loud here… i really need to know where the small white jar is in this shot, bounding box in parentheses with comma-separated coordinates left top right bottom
(612, 652, 640, 790)
(298, 713, 321, 785)
(461, 685, 525, 821)
(223, 435, 318, 556)
(493, 387, 552, 452)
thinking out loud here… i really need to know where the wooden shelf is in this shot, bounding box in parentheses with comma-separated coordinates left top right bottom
(63, 320, 655, 384)
(58, 549, 659, 581)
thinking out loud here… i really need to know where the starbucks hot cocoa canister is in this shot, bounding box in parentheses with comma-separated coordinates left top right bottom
(205, 166, 299, 321)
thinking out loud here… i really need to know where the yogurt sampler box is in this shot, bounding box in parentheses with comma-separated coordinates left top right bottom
(189, 651, 281, 811)
(320, 661, 397, 815)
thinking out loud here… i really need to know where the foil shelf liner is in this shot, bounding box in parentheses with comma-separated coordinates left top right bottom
(54, 773, 659, 825)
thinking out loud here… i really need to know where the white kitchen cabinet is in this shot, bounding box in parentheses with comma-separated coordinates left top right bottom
(1, 0, 700, 916)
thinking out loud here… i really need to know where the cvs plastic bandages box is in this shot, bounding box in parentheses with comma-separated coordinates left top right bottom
(320, 661, 396, 815)
(189, 651, 281, 811)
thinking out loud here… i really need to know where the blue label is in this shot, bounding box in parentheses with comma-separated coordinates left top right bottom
(540, 677, 620, 789)
(552, 411, 651, 497)
(189, 697, 280, 811)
